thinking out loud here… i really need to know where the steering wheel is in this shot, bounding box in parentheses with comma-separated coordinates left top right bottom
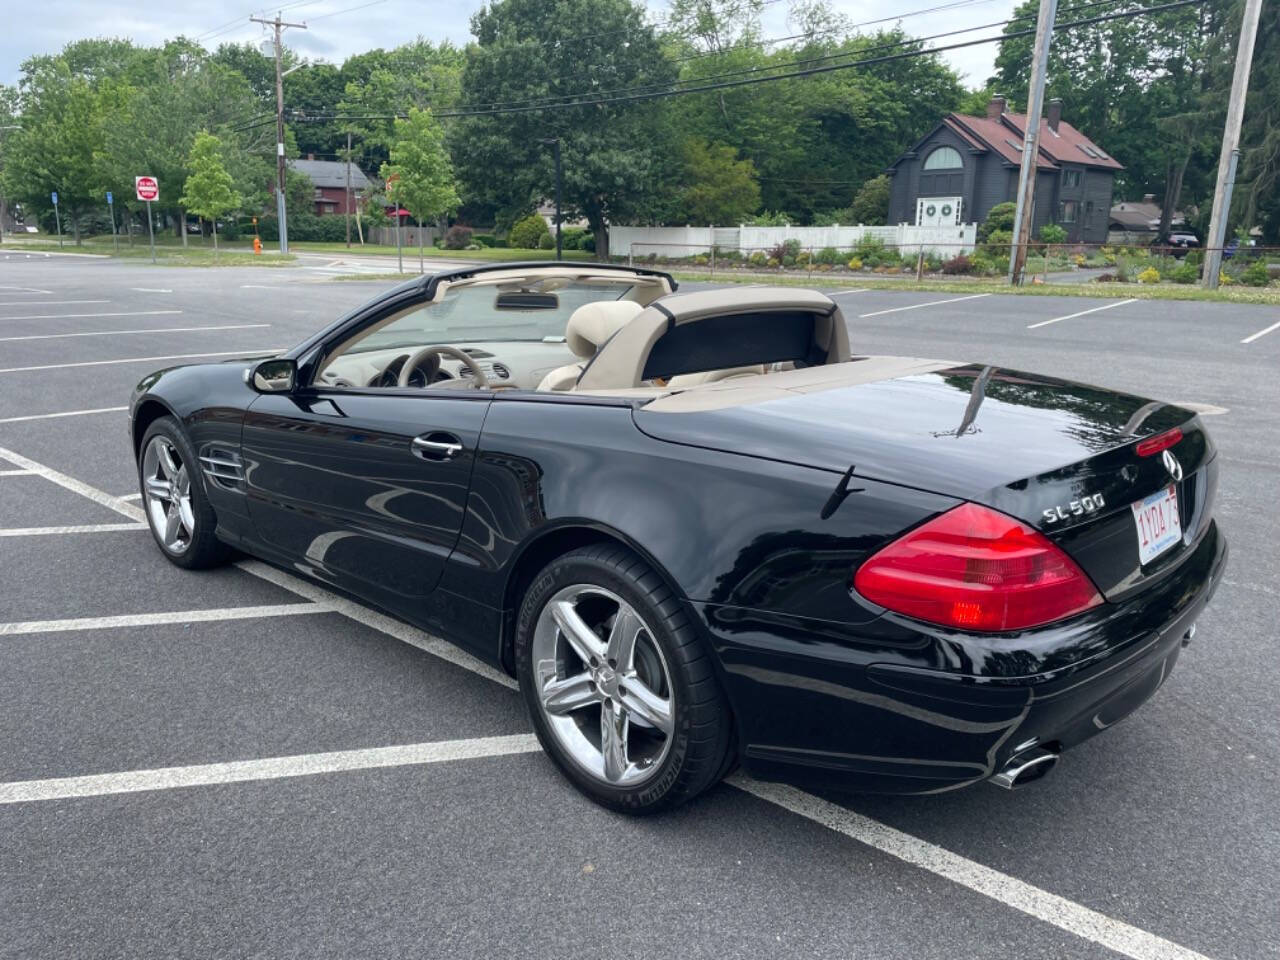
(398, 344, 491, 389)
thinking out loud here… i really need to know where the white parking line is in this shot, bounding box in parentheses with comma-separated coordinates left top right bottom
(733, 777, 1213, 960)
(0, 309, 181, 322)
(1240, 318, 1280, 344)
(1027, 298, 1137, 329)
(858, 293, 990, 318)
(0, 323, 270, 343)
(0, 443, 1220, 960)
(0, 603, 331, 637)
(0, 468, 34, 476)
(0, 350, 281, 375)
(0, 285, 54, 294)
(0, 522, 146, 537)
(0, 406, 128, 425)
(119, 492, 142, 501)
(0, 734, 541, 804)
(827, 288, 869, 296)
(0, 300, 109, 307)
(131, 287, 173, 293)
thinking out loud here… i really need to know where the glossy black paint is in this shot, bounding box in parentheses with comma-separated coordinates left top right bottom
(127, 269, 1226, 794)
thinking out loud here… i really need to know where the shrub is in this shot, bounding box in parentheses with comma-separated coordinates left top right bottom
(1137, 266, 1161, 284)
(816, 246, 842, 265)
(978, 201, 1016, 243)
(846, 256, 863, 270)
(1039, 224, 1067, 245)
(941, 254, 972, 275)
(782, 254, 797, 267)
(1169, 262, 1199, 284)
(1241, 259, 1271, 286)
(538, 233, 555, 250)
(795, 250, 811, 265)
(766, 257, 780, 267)
(1218, 270, 1234, 286)
(560, 227, 590, 250)
(443, 225, 473, 250)
(471, 233, 497, 247)
(749, 211, 791, 226)
(508, 214, 550, 249)
(257, 214, 348, 243)
(748, 251, 767, 266)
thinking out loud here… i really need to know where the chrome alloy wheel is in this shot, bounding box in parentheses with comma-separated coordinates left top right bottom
(142, 435, 195, 555)
(532, 585, 675, 787)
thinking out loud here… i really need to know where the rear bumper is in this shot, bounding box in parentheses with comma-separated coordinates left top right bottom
(695, 519, 1227, 794)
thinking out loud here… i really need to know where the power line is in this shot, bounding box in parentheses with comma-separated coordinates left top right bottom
(286, 0, 1201, 122)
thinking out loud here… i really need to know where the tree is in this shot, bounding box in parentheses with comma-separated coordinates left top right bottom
(180, 131, 241, 253)
(678, 138, 760, 224)
(380, 107, 460, 271)
(848, 174, 890, 225)
(453, 0, 677, 259)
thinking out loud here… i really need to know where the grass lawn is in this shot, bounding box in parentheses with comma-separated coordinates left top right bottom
(5, 235, 294, 266)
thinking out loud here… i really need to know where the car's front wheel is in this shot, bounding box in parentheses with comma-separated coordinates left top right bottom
(516, 544, 735, 814)
(138, 416, 231, 569)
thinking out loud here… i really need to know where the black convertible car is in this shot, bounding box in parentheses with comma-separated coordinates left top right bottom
(129, 263, 1227, 813)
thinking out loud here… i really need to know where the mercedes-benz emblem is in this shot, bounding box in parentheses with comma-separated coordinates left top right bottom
(1162, 448, 1184, 482)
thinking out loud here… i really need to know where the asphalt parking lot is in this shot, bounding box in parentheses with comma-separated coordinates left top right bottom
(2, 251, 1278, 960)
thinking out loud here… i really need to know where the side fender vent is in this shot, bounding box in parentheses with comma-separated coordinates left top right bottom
(199, 447, 244, 491)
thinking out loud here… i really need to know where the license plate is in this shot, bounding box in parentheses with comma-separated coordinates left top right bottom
(1131, 485, 1181, 565)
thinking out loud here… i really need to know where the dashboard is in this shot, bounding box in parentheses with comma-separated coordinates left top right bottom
(315, 340, 578, 392)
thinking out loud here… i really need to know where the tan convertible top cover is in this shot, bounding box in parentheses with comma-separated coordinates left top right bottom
(575, 286, 850, 392)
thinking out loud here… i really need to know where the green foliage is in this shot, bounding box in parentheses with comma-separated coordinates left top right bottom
(747, 211, 792, 226)
(180, 132, 241, 246)
(677, 138, 760, 224)
(538, 232, 555, 250)
(978, 202, 1017, 243)
(815, 247, 843, 265)
(941, 254, 972, 275)
(380, 107, 459, 226)
(508, 214, 551, 249)
(1038, 224, 1068, 245)
(1168, 261, 1199, 284)
(848, 175, 890, 225)
(257, 214, 348, 242)
(1241, 259, 1272, 287)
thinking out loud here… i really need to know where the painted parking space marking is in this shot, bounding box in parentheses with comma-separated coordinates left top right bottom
(1240, 318, 1280, 344)
(0, 300, 110, 308)
(0, 734, 541, 805)
(0, 468, 35, 476)
(827, 288, 869, 296)
(0, 442, 1224, 960)
(733, 777, 1215, 960)
(0, 603, 330, 637)
(0, 285, 54, 294)
(0, 522, 146, 537)
(131, 287, 173, 293)
(0, 406, 128, 425)
(1027, 298, 1137, 329)
(0, 323, 270, 343)
(858, 293, 990, 318)
(0, 309, 182, 323)
(0, 349, 282, 375)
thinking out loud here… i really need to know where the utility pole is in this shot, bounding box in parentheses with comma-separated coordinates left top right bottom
(1202, 0, 1263, 289)
(1007, 0, 1058, 285)
(345, 129, 353, 249)
(250, 12, 307, 255)
(540, 137, 563, 258)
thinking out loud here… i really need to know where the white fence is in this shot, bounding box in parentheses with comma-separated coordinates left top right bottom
(613, 223, 976, 259)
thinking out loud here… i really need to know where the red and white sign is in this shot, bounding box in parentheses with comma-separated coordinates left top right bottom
(135, 176, 159, 202)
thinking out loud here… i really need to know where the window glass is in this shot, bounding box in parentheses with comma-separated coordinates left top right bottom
(1060, 200, 1078, 223)
(923, 146, 963, 170)
(1063, 169, 1081, 188)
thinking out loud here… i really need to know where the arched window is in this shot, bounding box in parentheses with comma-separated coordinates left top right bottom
(923, 146, 963, 170)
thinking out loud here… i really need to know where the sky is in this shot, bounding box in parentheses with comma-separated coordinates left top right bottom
(5, 0, 1021, 88)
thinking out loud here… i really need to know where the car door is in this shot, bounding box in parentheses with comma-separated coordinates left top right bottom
(242, 385, 490, 618)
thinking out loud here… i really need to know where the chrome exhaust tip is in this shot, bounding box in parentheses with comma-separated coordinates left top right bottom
(1182, 622, 1197, 647)
(991, 747, 1059, 790)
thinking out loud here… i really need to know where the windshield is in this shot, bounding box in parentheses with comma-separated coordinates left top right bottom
(350, 280, 635, 354)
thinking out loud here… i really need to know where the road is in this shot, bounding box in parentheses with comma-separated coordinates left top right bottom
(1, 252, 1278, 960)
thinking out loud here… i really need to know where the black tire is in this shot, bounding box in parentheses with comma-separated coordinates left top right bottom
(137, 416, 233, 570)
(516, 544, 735, 814)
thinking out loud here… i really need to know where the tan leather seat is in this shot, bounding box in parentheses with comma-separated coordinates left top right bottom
(537, 300, 644, 391)
(667, 365, 767, 388)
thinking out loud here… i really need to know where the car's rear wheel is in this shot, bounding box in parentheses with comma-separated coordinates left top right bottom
(138, 417, 231, 569)
(516, 544, 735, 814)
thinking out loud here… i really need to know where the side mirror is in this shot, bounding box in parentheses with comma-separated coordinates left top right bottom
(251, 358, 296, 393)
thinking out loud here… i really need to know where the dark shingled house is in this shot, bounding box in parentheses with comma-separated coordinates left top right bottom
(886, 96, 1121, 244)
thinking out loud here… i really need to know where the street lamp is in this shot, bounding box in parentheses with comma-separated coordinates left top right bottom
(539, 137, 562, 260)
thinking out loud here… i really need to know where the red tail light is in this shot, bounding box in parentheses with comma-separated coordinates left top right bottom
(1135, 427, 1182, 457)
(853, 503, 1102, 632)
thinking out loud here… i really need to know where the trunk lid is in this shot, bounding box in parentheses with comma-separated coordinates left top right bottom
(634, 363, 1216, 598)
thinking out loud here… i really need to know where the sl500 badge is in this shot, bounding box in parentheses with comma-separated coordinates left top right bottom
(1043, 493, 1105, 524)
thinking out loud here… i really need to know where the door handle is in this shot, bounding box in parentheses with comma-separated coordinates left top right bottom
(411, 433, 463, 461)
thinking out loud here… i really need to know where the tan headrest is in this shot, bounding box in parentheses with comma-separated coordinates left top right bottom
(565, 300, 644, 358)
